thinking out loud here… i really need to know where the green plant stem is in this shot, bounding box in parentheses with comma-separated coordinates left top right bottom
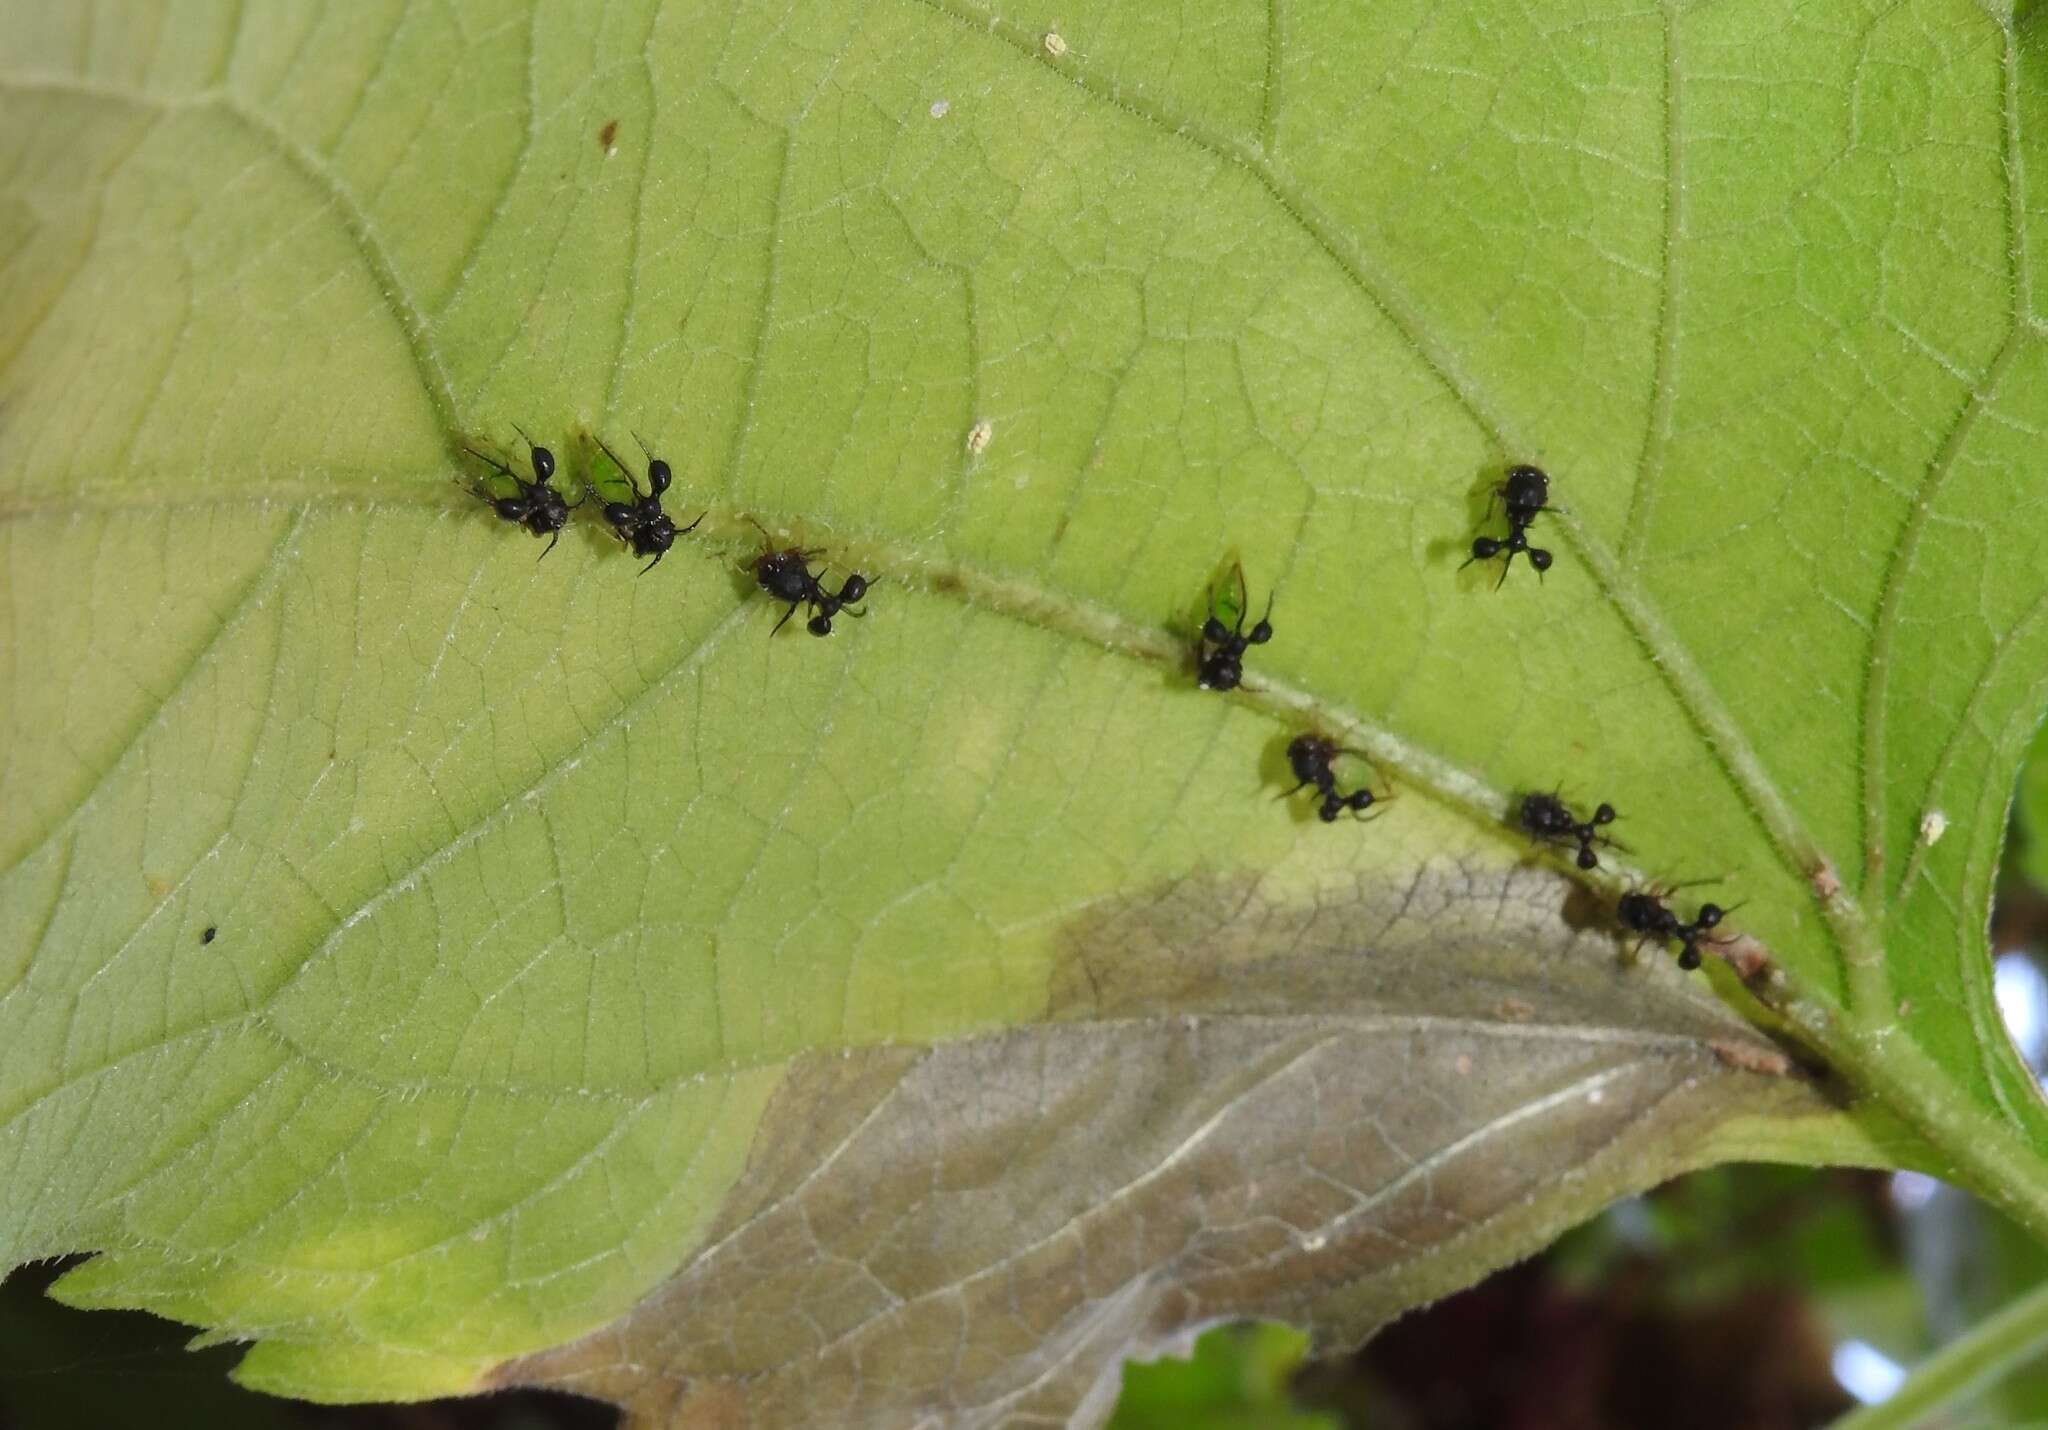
(1835, 1028, 2048, 1245)
(1827, 1278, 2048, 1430)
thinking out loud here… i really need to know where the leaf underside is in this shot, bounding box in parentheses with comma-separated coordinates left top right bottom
(496, 868, 1890, 1428)
(2, 0, 2047, 1426)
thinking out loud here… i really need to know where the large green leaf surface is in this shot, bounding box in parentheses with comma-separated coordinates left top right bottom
(3, 0, 2047, 1424)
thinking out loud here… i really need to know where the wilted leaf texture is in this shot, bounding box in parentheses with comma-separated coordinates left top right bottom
(0, 0, 2043, 1425)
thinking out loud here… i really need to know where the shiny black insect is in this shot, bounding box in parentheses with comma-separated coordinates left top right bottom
(1496, 463, 1550, 523)
(1673, 903, 1728, 970)
(461, 431, 579, 557)
(1618, 888, 1728, 971)
(1282, 733, 1382, 823)
(1196, 563, 1273, 692)
(201, 926, 217, 945)
(591, 435, 703, 573)
(747, 520, 871, 636)
(803, 572, 870, 637)
(1464, 462, 1554, 586)
(1516, 791, 1619, 870)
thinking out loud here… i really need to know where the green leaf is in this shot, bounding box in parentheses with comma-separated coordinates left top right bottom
(3, 0, 2047, 1423)
(2013, 719, 2048, 895)
(1110, 1322, 1336, 1430)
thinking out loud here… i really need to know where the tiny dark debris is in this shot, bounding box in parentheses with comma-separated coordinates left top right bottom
(201, 926, 217, 944)
(599, 118, 619, 150)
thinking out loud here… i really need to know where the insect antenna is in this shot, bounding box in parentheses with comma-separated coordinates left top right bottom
(460, 442, 518, 482)
(592, 434, 640, 498)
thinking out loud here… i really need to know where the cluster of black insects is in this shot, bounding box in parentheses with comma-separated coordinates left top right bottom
(457, 433, 1737, 972)
(459, 430, 871, 636)
(1195, 462, 1739, 972)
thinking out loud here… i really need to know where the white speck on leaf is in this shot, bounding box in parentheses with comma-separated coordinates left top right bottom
(966, 418, 993, 456)
(929, 98, 950, 119)
(1043, 30, 1068, 58)
(1919, 810, 1948, 845)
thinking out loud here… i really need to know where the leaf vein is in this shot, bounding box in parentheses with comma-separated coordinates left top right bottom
(1620, 1, 1685, 567)
(0, 507, 305, 887)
